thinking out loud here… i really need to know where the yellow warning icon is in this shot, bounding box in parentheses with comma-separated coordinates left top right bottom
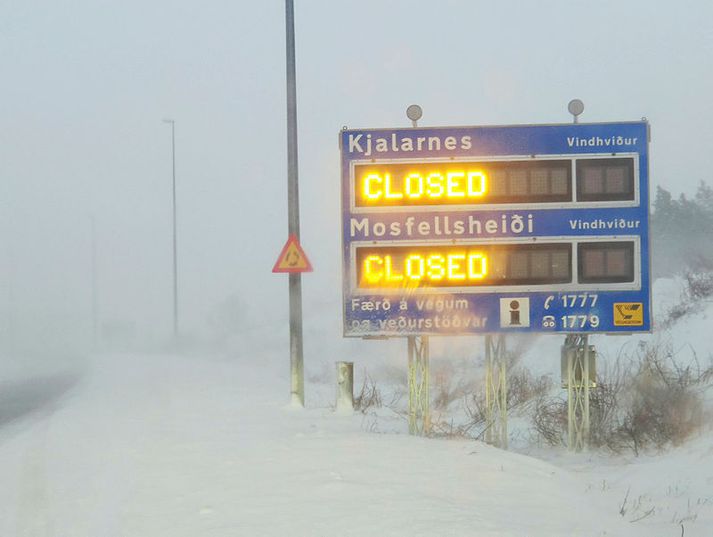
(613, 303, 644, 326)
(272, 235, 313, 273)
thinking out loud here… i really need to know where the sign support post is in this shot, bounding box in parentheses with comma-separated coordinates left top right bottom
(404, 105, 431, 437)
(563, 100, 592, 451)
(564, 333, 592, 451)
(285, 0, 304, 407)
(407, 335, 430, 435)
(485, 334, 508, 449)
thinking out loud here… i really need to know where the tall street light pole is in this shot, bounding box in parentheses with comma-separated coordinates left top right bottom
(163, 118, 179, 341)
(285, 0, 304, 406)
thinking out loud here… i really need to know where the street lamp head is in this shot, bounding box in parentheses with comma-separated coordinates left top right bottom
(162, 118, 174, 124)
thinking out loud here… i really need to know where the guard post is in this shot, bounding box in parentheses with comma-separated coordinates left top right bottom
(335, 361, 354, 413)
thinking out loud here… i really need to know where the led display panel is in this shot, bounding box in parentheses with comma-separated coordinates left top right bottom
(356, 243, 572, 289)
(576, 157, 635, 201)
(354, 160, 572, 207)
(578, 241, 635, 283)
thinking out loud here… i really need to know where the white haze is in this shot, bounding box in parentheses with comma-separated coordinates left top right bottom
(0, 0, 712, 359)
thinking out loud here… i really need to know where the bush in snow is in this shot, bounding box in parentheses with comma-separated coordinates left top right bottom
(616, 343, 711, 454)
(430, 365, 551, 440)
(664, 257, 713, 326)
(507, 367, 552, 411)
(354, 374, 383, 413)
(531, 342, 712, 454)
(683, 257, 713, 301)
(431, 359, 479, 411)
(651, 181, 713, 278)
(531, 395, 567, 446)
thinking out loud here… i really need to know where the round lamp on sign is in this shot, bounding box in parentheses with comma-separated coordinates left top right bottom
(568, 99, 584, 123)
(406, 104, 423, 127)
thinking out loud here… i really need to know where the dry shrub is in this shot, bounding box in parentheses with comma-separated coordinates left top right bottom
(665, 302, 693, 325)
(616, 344, 710, 454)
(531, 342, 713, 454)
(354, 374, 382, 413)
(431, 366, 552, 441)
(507, 367, 552, 411)
(532, 396, 567, 446)
(429, 418, 479, 439)
(685, 266, 713, 301)
(588, 357, 631, 450)
(428, 362, 478, 438)
(663, 258, 713, 326)
(431, 362, 473, 411)
(429, 392, 489, 440)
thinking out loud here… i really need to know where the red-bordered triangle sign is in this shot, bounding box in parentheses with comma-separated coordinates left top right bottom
(272, 234, 313, 273)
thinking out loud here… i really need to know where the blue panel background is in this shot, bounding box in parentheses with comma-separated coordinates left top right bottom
(340, 122, 650, 336)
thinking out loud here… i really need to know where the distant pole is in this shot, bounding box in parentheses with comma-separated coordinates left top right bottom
(285, 0, 304, 406)
(163, 118, 179, 341)
(5, 244, 15, 350)
(91, 215, 98, 347)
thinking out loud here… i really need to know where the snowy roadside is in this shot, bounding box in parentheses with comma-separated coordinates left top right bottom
(0, 276, 710, 536)
(545, 435, 713, 537)
(0, 351, 642, 537)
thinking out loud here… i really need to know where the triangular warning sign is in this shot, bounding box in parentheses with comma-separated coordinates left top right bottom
(272, 234, 313, 273)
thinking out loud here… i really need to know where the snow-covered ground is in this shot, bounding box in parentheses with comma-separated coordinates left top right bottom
(0, 352, 643, 537)
(0, 277, 710, 536)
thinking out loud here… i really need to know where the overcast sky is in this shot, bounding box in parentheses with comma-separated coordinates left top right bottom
(1, 0, 712, 352)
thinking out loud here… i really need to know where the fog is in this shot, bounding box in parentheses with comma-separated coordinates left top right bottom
(1, 0, 712, 358)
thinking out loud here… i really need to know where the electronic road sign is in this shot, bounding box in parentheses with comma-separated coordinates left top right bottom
(340, 121, 651, 337)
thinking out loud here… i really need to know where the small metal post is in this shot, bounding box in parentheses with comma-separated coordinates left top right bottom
(485, 334, 508, 449)
(335, 361, 354, 412)
(407, 335, 430, 435)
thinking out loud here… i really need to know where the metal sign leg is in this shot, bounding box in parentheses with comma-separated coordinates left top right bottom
(485, 334, 508, 449)
(408, 335, 430, 436)
(565, 334, 591, 452)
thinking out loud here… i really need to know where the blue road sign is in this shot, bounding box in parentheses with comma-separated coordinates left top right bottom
(340, 121, 651, 336)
